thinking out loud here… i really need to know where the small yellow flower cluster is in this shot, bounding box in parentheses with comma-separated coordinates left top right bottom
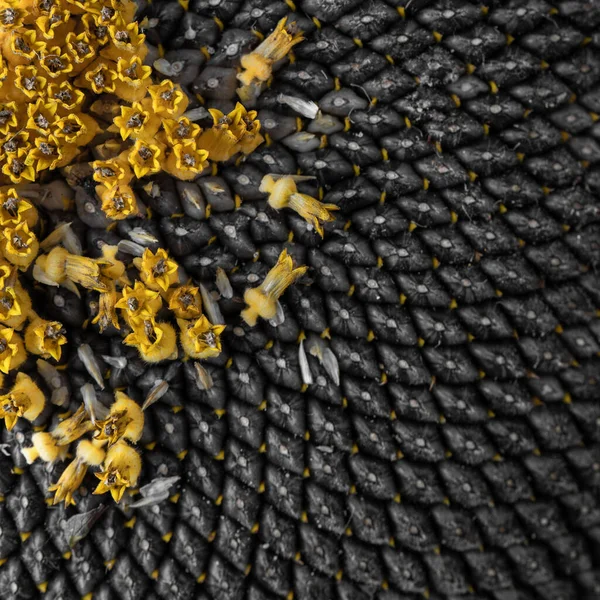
(0, 0, 145, 184)
(118, 247, 226, 363)
(23, 390, 144, 504)
(93, 100, 264, 220)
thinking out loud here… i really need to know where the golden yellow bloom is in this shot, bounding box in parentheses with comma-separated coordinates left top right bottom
(242, 249, 308, 326)
(134, 248, 179, 292)
(123, 318, 177, 363)
(260, 175, 338, 237)
(114, 55, 152, 102)
(0, 284, 29, 329)
(178, 315, 225, 360)
(54, 112, 100, 147)
(168, 285, 202, 319)
(48, 80, 85, 115)
(165, 142, 209, 181)
(0, 372, 45, 430)
(92, 157, 133, 188)
(94, 391, 143, 446)
(0, 188, 38, 227)
(26, 98, 58, 135)
(94, 441, 142, 503)
(14, 65, 47, 100)
(3, 148, 36, 183)
(238, 17, 303, 86)
(148, 80, 189, 119)
(36, 7, 73, 41)
(48, 440, 105, 506)
(28, 135, 77, 172)
(0, 101, 20, 135)
(64, 31, 96, 73)
(25, 318, 67, 361)
(91, 283, 120, 332)
(1, 220, 39, 267)
(64, 0, 95, 14)
(127, 139, 163, 179)
(161, 116, 201, 146)
(112, 102, 160, 141)
(0, 131, 30, 158)
(3, 29, 46, 67)
(114, 281, 162, 322)
(0, 1, 26, 32)
(101, 22, 146, 62)
(97, 183, 138, 220)
(76, 58, 117, 94)
(80, 13, 110, 45)
(196, 105, 245, 162)
(40, 46, 74, 79)
(0, 326, 26, 373)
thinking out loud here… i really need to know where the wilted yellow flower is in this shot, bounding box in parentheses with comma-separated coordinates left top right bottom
(101, 22, 146, 62)
(178, 315, 225, 360)
(242, 249, 308, 326)
(0, 326, 26, 374)
(94, 391, 144, 446)
(238, 17, 303, 86)
(237, 109, 264, 155)
(50, 404, 94, 447)
(114, 55, 152, 102)
(91, 283, 120, 332)
(65, 253, 108, 291)
(112, 102, 160, 141)
(97, 183, 138, 220)
(127, 139, 163, 179)
(168, 285, 202, 319)
(0, 188, 38, 228)
(25, 318, 67, 361)
(92, 157, 133, 188)
(4, 29, 47, 67)
(123, 318, 177, 363)
(115, 280, 162, 322)
(148, 80, 189, 119)
(0, 372, 45, 430)
(134, 248, 179, 292)
(0, 101, 19, 135)
(48, 440, 105, 506)
(64, 31, 96, 73)
(1, 220, 39, 267)
(98, 244, 127, 283)
(3, 147, 36, 183)
(165, 142, 209, 181)
(94, 441, 142, 503)
(76, 58, 117, 94)
(161, 116, 201, 146)
(262, 175, 338, 237)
